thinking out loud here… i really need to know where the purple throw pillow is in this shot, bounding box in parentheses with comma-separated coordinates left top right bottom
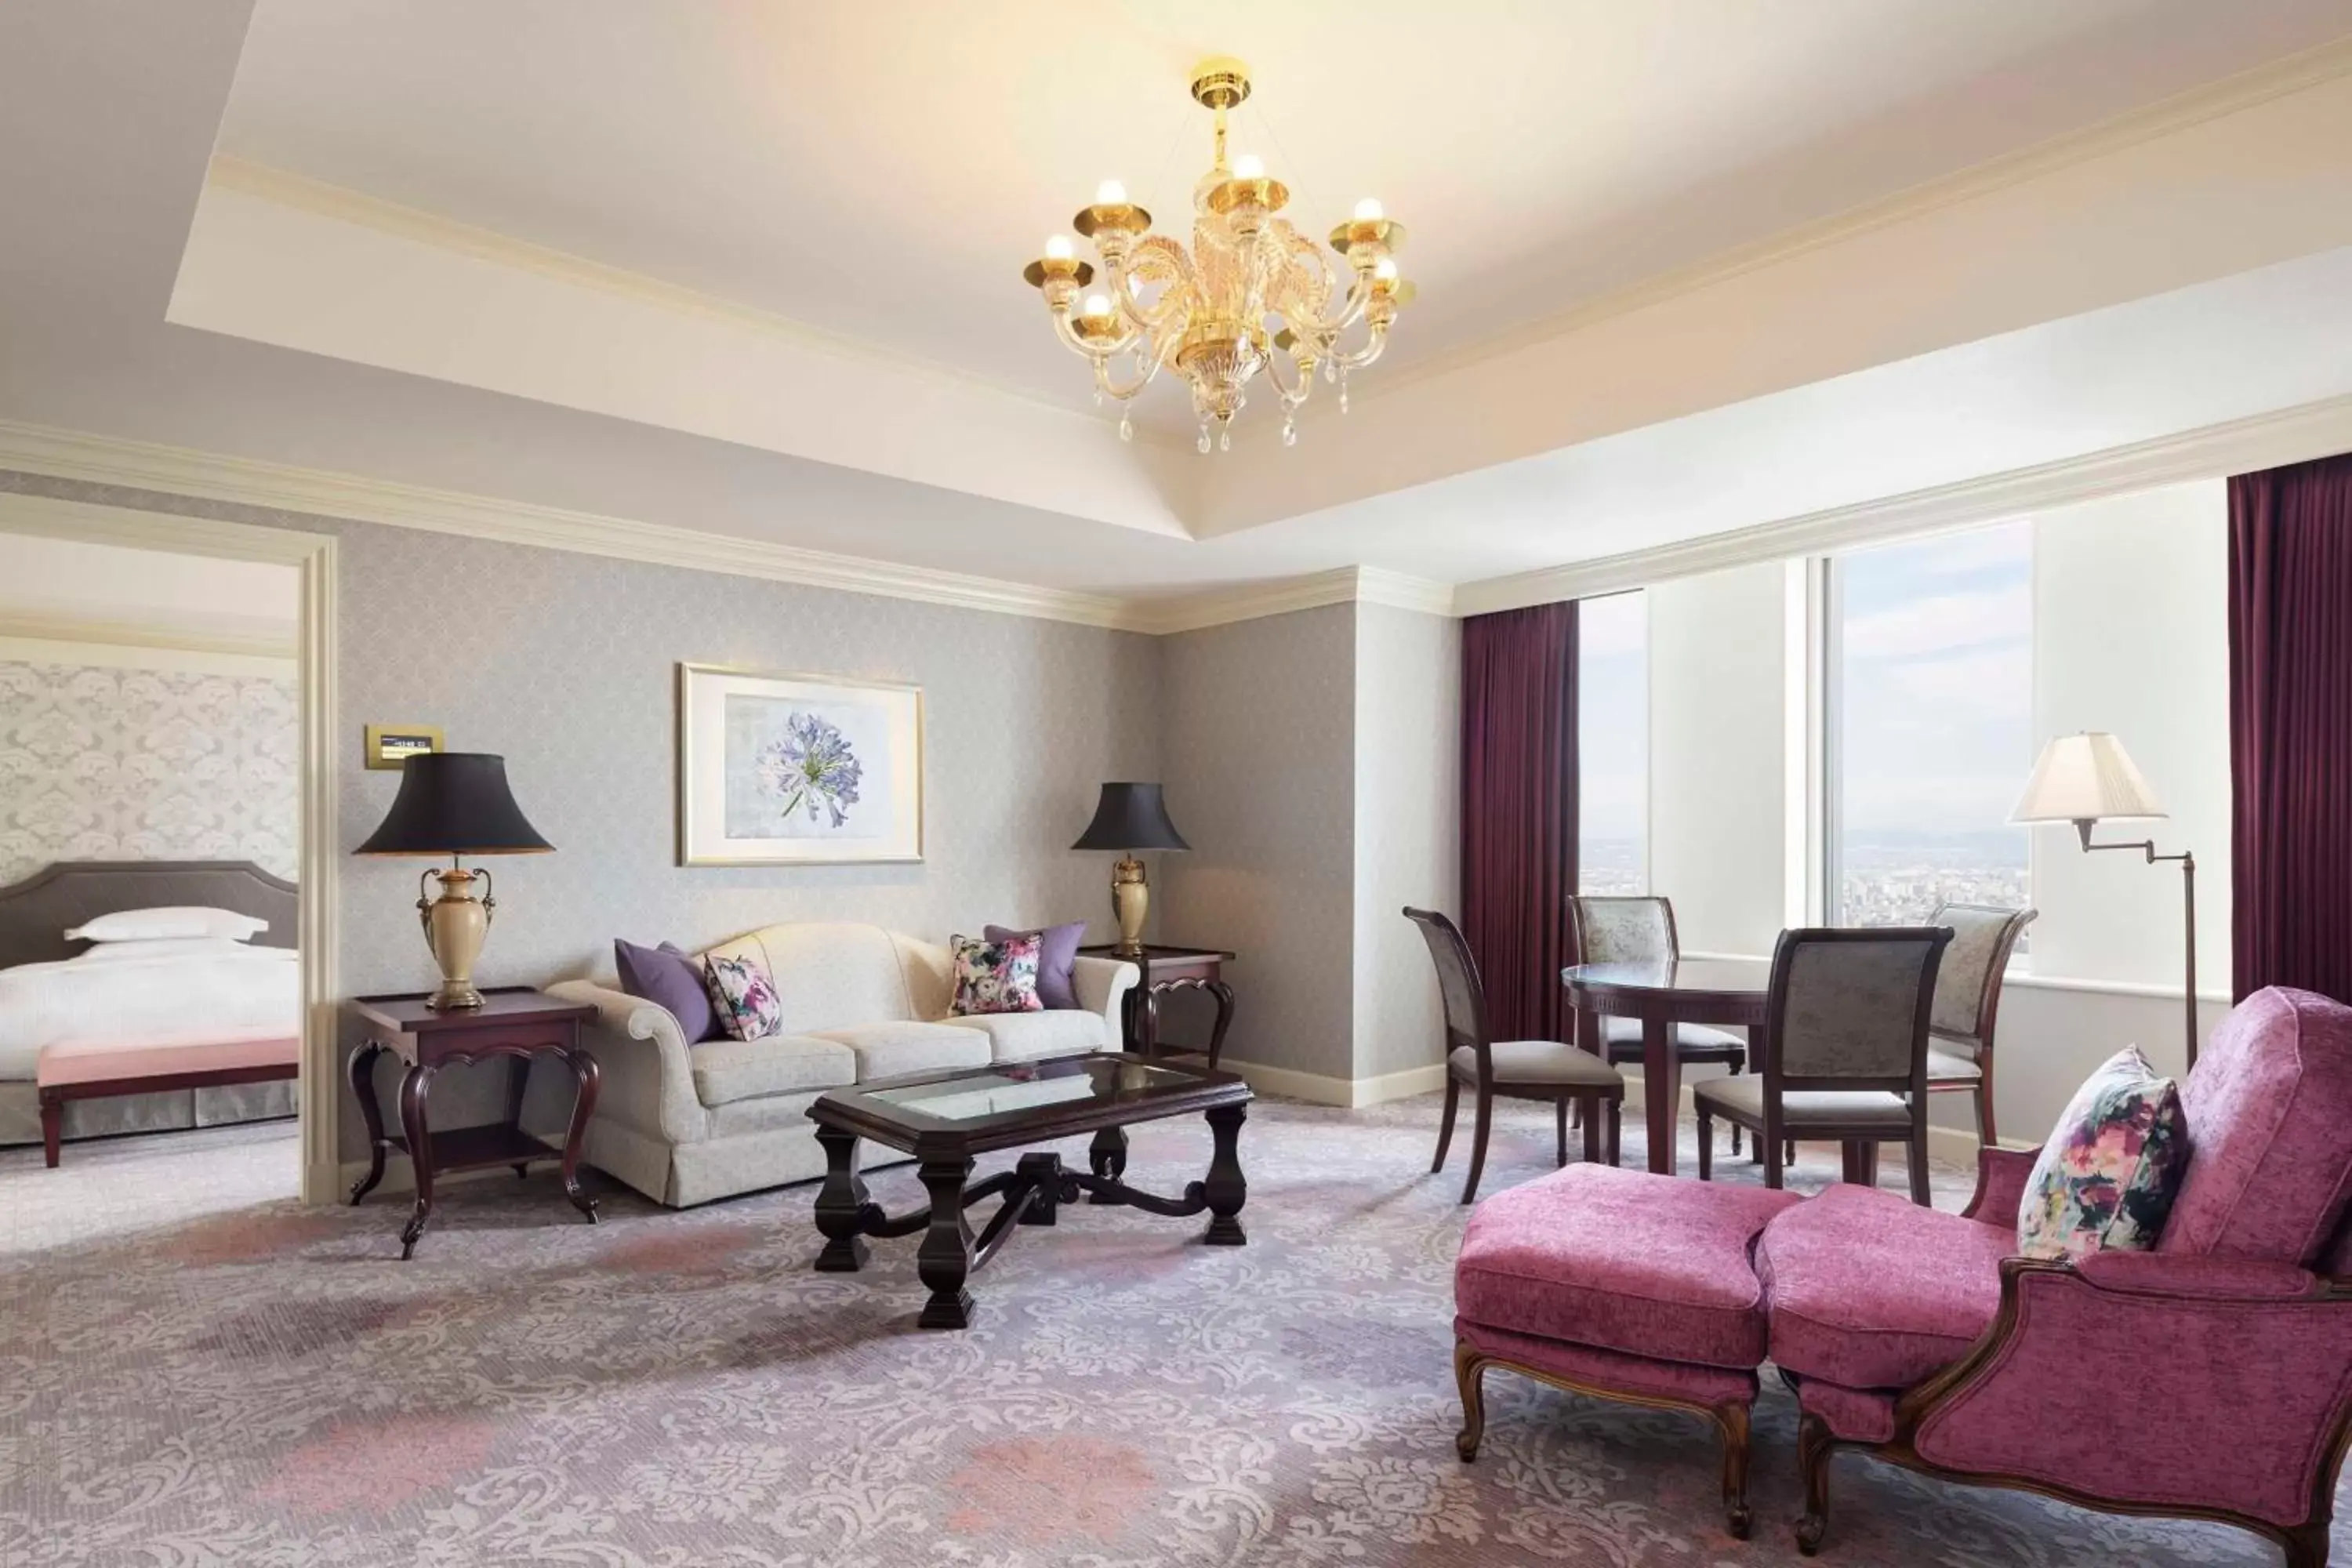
(984, 921, 1087, 1011)
(614, 938, 720, 1043)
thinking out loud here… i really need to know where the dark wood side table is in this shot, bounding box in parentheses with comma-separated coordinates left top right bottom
(347, 987, 602, 1259)
(1079, 943, 1237, 1071)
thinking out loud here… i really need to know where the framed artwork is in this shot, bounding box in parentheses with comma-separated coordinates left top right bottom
(677, 663, 924, 866)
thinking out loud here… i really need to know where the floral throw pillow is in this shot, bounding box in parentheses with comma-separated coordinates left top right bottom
(702, 951, 783, 1040)
(2017, 1045, 2188, 1261)
(949, 932, 1044, 1016)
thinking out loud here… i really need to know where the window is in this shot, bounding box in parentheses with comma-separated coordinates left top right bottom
(1828, 524, 2032, 927)
(1577, 590, 1647, 895)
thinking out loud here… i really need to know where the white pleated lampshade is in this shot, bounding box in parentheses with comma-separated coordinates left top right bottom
(2010, 732, 2167, 824)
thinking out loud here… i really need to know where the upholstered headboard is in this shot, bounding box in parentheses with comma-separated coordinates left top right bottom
(0, 860, 299, 971)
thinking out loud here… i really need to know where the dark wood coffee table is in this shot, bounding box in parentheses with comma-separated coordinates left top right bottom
(804, 1053, 1253, 1329)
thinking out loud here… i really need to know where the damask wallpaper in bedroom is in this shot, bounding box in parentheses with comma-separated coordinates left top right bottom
(0, 659, 299, 886)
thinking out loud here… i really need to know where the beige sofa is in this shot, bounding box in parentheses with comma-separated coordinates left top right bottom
(542, 922, 1138, 1207)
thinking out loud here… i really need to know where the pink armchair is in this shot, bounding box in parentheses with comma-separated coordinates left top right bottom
(1777, 987, 2352, 1564)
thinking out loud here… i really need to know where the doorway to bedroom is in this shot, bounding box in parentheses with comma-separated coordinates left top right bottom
(0, 527, 310, 1249)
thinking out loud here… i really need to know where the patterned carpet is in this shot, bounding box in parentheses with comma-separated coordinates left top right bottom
(0, 1096, 2325, 1566)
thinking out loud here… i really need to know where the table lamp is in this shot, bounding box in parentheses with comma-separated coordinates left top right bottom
(1073, 782, 1190, 957)
(355, 753, 554, 1009)
(2009, 731, 2199, 1069)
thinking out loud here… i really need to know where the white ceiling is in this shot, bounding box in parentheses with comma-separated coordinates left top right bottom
(216, 0, 2352, 426)
(2, 1, 2352, 615)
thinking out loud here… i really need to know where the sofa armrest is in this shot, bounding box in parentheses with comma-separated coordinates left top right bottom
(1071, 955, 1140, 1047)
(1902, 1254, 2352, 1528)
(1960, 1145, 2040, 1226)
(545, 979, 707, 1147)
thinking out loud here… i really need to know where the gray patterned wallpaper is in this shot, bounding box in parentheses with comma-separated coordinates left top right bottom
(0, 471, 1161, 1155)
(0, 659, 298, 885)
(1159, 604, 1359, 1081)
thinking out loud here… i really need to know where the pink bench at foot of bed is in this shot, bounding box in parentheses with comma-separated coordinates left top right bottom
(36, 1028, 299, 1168)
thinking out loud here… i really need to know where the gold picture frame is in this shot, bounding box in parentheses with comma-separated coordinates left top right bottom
(676, 662, 924, 866)
(363, 723, 444, 771)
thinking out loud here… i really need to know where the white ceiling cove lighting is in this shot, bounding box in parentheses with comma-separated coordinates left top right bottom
(1023, 58, 1411, 453)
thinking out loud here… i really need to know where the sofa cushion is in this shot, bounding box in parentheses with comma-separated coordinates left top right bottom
(687, 1034, 855, 1106)
(949, 931, 1044, 1016)
(615, 938, 720, 1043)
(2016, 1045, 2187, 1261)
(703, 952, 785, 1040)
(954, 1010, 1103, 1063)
(985, 921, 1087, 1011)
(808, 1020, 991, 1080)
(1759, 1183, 2012, 1388)
(1456, 1163, 1801, 1369)
(2160, 986, 2352, 1265)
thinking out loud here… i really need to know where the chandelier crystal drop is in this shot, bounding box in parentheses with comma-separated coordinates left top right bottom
(1022, 58, 1411, 452)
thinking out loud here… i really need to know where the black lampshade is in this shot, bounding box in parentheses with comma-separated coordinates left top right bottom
(354, 753, 554, 856)
(1072, 782, 1189, 853)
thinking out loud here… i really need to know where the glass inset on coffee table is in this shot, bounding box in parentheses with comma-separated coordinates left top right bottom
(804, 1053, 1253, 1329)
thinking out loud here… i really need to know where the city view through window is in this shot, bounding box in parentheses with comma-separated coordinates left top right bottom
(1577, 591, 1647, 896)
(1833, 524, 2034, 926)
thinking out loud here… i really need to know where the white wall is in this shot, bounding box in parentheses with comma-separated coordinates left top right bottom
(1352, 603, 1461, 1085)
(1648, 562, 1789, 955)
(2027, 481, 2230, 995)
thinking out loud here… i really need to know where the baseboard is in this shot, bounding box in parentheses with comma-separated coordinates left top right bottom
(1214, 1058, 1447, 1109)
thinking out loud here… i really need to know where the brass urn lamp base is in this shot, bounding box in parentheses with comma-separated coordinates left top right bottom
(417, 865, 496, 1010)
(1109, 855, 1150, 958)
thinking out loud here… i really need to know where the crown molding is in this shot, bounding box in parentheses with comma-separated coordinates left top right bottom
(1341, 34, 2352, 420)
(1454, 391, 2352, 614)
(0, 418, 1156, 631)
(0, 609, 294, 659)
(204, 157, 1178, 454)
(1134, 566, 1454, 635)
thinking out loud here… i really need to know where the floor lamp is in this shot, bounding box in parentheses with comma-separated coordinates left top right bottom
(2010, 731, 2199, 1070)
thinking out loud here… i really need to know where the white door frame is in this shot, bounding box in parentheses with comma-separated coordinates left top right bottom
(0, 490, 341, 1204)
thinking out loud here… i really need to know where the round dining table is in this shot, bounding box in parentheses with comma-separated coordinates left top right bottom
(1562, 958, 1772, 1174)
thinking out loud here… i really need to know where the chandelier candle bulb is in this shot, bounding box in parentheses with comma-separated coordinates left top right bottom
(1024, 57, 1407, 450)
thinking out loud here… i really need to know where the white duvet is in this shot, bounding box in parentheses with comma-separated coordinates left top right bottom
(0, 941, 299, 1080)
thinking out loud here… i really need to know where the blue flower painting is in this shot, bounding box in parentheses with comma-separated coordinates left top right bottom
(721, 693, 893, 840)
(757, 711, 863, 828)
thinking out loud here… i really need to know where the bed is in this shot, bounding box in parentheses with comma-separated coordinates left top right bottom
(0, 860, 300, 1164)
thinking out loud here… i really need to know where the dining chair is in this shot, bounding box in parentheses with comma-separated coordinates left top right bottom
(1922, 902, 2037, 1149)
(1405, 906, 1624, 1204)
(1691, 926, 1952, 1204)
(1569, 895, 1751, 1152)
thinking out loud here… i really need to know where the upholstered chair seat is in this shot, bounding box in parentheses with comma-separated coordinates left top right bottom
(1923, 1044, 1980, 1083)
(1599, 1016, 1749, 1054)
(1450, 1040, 1623, 1087)
(1694, 1076, 1914, 1132)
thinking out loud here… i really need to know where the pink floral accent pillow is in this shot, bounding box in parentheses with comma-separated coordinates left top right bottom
(949, 932, 1044, 1016)
(702, 951, 783, 1040)
(2017, 1045, 2187, 1261)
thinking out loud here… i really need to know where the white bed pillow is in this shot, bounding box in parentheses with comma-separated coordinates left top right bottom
(64, 906, 270, 943)
(67, 936, 285, 963)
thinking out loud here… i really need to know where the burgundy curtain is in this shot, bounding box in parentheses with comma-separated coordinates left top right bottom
(2229, 452, 2352, 1003)
(1460, 601, 1579, 1042)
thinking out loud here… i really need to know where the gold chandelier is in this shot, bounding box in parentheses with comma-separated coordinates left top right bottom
(1023, 58, 1411, 452)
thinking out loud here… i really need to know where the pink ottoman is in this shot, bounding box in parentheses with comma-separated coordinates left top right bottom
(1454, 1163, 1802, 1537)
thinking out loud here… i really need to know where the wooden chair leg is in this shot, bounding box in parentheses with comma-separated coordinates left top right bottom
(1696, 1107, 1714, 1181)
(1726, 1062, 1744, 1157)
(1976, 1076, 1997, 1150)
(1461, 1089, 1493, 1206)
(1555, 1097, 1569, 1168)
(1432, 1076, 1460, 1174)
(1606, 1099, 1622, 1167)
(1766, 1124, 1784, 1190)
(1581, 1094, 1601, 1163)
(1909, 1123, 1930, 1207)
